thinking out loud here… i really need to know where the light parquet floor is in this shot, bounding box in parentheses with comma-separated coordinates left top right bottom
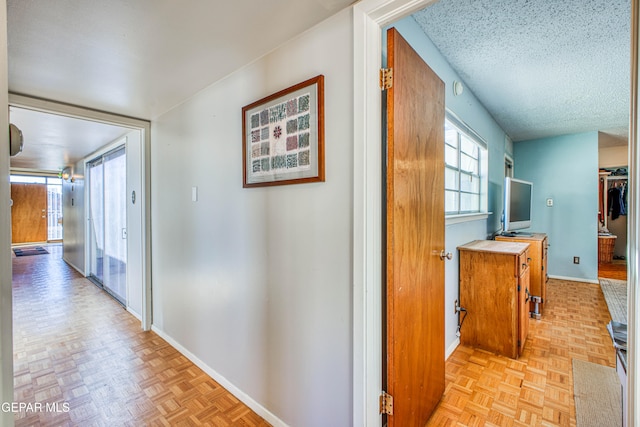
(13, 246, 619, 426)
(12, 245, 270, 426)
(427, 278, 617, 427)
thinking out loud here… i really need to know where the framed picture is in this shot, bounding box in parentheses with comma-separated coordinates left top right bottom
(242, 75, 325, 188)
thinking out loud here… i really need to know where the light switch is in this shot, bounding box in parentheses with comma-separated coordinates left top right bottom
(192, 186, 198, 202)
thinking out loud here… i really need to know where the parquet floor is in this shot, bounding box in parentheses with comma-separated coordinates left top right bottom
(13, 245, 620, 426)
(427, 278, 617, 427)
(12, 244, 270, 426)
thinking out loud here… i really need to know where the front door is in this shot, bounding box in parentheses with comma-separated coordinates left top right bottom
(10, 182, 47, 244)
(384, 27, 445, 426)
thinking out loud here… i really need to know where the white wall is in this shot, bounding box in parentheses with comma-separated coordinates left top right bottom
(599, 145, 628, 168)
(62, 160, 86, 273)
(0, 1, 12, 424)
(126, 130, 144, 318)
(151, 9, 353, 427)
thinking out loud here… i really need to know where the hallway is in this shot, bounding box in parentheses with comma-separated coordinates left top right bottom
(12, 245, 270, 426)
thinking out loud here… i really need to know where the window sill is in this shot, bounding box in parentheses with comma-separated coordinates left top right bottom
(446, 212, 490, 225)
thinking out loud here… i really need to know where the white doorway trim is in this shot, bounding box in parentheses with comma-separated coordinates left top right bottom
(352, 1, 438, 425)
(353, 1, 638, 426)
(8, 93, 153, 331)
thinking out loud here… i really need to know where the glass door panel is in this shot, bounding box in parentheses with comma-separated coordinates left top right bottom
(88, 145, 127, 305)
(103, 148, 127, 302)
(89, 158, 104, 284)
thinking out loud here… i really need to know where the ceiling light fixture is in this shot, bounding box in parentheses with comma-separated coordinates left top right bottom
(9, 123, 23, 156)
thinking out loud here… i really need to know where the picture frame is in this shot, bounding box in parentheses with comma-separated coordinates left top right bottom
(242, 75, 325, 188)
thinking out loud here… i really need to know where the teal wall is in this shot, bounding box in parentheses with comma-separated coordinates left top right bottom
(513, 132, 599, 281)
(387, 17, 509, 233)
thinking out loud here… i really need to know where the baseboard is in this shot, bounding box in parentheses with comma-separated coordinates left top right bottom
(446, 337, 460, 360)
(126, 307, 142, 322)
(151, 325, 288, 427)
(62, 257, 85, 276)
(549, 275, 599, 284)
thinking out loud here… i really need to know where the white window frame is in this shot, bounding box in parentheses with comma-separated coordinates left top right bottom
(444, 110, 488, 222)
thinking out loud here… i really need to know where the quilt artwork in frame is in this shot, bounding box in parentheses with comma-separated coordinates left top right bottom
(242, 75, 325, 188)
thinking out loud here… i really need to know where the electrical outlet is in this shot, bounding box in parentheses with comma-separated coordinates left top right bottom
(573, 256, 580, 264)
(454, 299, 458, 314)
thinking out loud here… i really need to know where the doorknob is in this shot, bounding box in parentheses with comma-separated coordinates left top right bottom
(440, 250, 453, 260)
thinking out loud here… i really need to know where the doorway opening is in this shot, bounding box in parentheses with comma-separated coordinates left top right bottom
(9, 93, 152, 330)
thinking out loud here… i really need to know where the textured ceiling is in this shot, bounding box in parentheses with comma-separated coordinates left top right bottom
(412, 0, 631, 142)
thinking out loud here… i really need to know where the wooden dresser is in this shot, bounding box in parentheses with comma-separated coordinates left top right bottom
(495, 233, 548, 318)
(458, 240, 531, 359)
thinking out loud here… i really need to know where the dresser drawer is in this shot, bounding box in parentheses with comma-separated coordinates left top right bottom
(518, 249, 530, 276)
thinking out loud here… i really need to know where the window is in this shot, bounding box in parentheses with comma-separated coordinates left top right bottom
(444, 113, 488, 217)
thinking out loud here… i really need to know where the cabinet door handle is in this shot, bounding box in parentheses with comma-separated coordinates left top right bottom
(525, 288, 530, 303)
(440, 250, 453, 260)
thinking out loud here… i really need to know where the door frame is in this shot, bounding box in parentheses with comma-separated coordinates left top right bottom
(352, 0, 639, 426)
(8, 93, 153, 331)
(352, 1, 439, 425)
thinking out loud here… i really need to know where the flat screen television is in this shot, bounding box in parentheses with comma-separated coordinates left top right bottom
(502, 177, 533, 234)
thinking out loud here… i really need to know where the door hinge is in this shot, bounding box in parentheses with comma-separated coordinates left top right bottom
(380, 68, 393, 90)
(517, 285, 521, 292)
(380, 391, 393, 415)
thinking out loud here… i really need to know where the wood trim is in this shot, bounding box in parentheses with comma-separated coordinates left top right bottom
(241, 75, 325, 188)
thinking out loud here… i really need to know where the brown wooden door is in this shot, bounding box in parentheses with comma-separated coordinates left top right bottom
(385, 27, 445, 426)
(11, 183, 48, 244)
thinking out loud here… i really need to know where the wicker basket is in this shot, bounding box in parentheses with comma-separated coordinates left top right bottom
(598, 235, 617, 263)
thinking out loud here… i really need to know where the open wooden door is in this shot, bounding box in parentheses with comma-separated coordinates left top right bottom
(384, 27, 445, 426)
(10, 183, 48, 244)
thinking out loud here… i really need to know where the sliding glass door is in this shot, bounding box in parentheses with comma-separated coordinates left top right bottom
(88, 146, 127, 304)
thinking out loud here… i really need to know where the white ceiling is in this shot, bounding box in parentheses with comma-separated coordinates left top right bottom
(7, 0, 356, 172)
(412, 0, 631, 142)
(8, 0, 355, 120)
(8, 106, 130, 171)
(6, 0, 631, 172)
